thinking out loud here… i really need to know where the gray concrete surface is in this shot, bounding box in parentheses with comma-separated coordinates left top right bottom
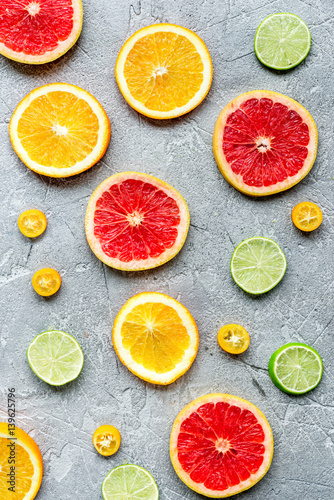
(0, 0, 333, 498)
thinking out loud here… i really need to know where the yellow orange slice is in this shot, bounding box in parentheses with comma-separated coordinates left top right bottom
(112, 292, 199, 385)
(0, 422, 43, 500)
(217, 324, 250, 354)
(292, 201, 323, 231)
(115, 24, 213, 119)
(9, 83, 111, 177)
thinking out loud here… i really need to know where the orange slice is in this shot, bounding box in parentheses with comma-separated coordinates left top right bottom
(115, 24, 213, 119)
(9, 83, 110, 177)
(93, 425, 121, 456)
(18, 209, 47, 237)
(0, 422, 43, 500)
(292, 201, 323, 231)
(32, 268, 61, 296)
(217, 324, 250, 354)
(112, 292, 199, 385)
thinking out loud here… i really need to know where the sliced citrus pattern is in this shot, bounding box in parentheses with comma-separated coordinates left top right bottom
(32, 268, 61, 296)
(93, 425, 121, 457)
(115, 24, 213, 119)
(0, 0, 83, 64)
(213, 90, 318, 196)
(0, 422, 43, 500)
(112, 292, 199, 385)
(170, 394, 273, 498)
(292, 201, 323, 231)
(85, 172, 190, 271)
(9, 83, 111, 177)
(18, 209, 47, 237)
(217, 324, 250, 354)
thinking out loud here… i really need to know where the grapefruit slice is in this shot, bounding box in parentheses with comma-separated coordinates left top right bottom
(170, 394, 273, 498)
(85, 172, 190, 271)
(0, 0, 83, 64)
(213, 90, 318, 196)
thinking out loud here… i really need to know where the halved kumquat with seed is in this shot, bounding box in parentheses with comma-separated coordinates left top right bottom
(18, 209, 47, 237)
(32, 268, 61, 297)
(217, 324, 250, 354)
(93, 425, 121, 456)
(292, 201, 323, 232)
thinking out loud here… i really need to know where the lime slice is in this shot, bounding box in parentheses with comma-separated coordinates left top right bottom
(268, 343, 323, 395)
(27, 330, 84, 386)
(254, 13, 311, 70)
(102, 464, 159, 500)
(230, 237, 287, 294)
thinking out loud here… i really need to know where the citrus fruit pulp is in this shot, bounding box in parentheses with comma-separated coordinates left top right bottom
(170, 394, 273, 498)
(231, 237, 287, 295)
(217, 324, 250, 354)
(85, 172, 190, 271)
(268, 343, 323, 395)
(93, 425, 121, 457)
(0, 0, 83, 64)
(112, 292, 199, 385)
(213, 90, 318, 196)
(18, 209, 47, 237)
(27, 330, 84, 386)
(9, 83, 111, 177)
(32, 268, 61, 296)
(255, 13, 311, 70)
(292, 201, 323, 231)
(115, 23, 213, 119)
(102, 464, 159, 500)
(0, 422, 43, 500)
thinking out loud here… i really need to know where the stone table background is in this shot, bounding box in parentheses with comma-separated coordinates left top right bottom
(0, 0, 333, 498)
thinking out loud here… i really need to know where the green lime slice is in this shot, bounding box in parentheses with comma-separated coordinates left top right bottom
(27, 330, 84, 386)
(254, 13, 311, 70)
(268, 343, 323, 395)
(230, 237, 287, 294)
(102, 464, 159, 500)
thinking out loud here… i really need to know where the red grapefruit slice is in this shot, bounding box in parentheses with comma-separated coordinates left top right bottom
(85, 172, 190, 271)
(170, 394, 273, 498)
(0, 0, 83, 64)
(213, 90, 318, 196)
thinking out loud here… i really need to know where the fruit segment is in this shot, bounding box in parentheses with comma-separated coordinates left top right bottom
(213, 90, 318, 196)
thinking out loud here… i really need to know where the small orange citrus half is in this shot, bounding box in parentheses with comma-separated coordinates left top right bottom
(18, 209, 47, 238)
(93, 425, 121, 457)
(112, 292, 199, 385)
(217, 324, 250, 354)
(292, 201, 323, 231)
(9, 83, 110, 177)
(32, 268, 61, 296)
(0, 422, 43, 500)
(115, 24, 213, 119)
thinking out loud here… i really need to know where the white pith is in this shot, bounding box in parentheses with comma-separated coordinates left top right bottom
(10, 83, 110, 177)
(213, 90, 318, 196)
(112, 292, 198, 385)
(85, 172, 190, 271)
(115, 24, 213, 119)
(170, 394, 274, 498)
(0, 0, 83, 64)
